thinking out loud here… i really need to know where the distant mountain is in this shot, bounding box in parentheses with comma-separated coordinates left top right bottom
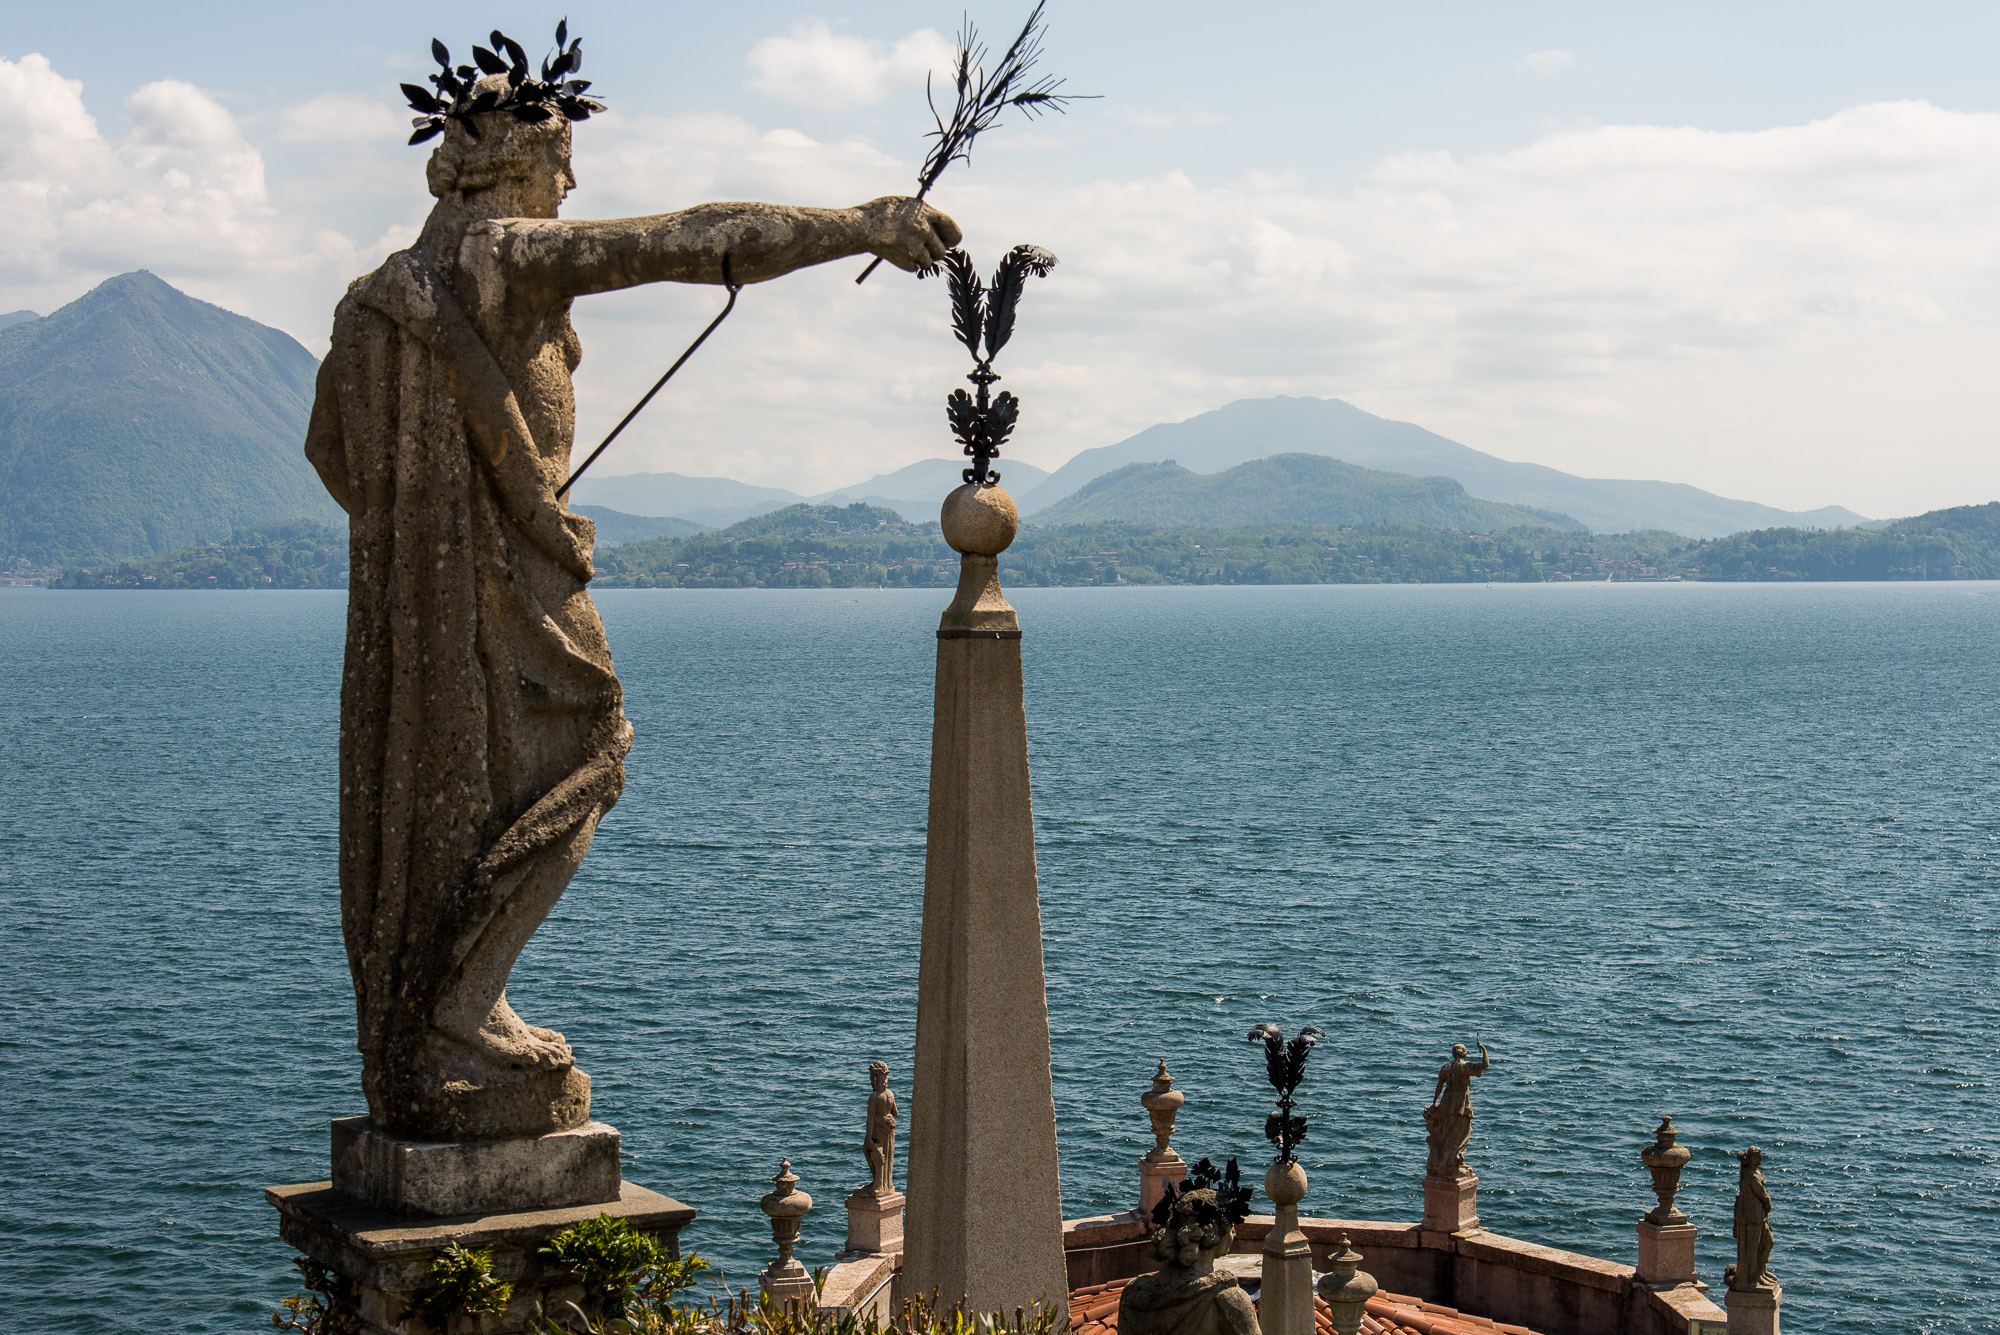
(571, 505, 708, 546)
(810, 456, 1053, 522)
(0, 311, 37, 331)
(1034, 453, 1585, 532)
(1015, 397, 1869, 538)
(566, 471, 805, 528)
(0, 271, 337, 563)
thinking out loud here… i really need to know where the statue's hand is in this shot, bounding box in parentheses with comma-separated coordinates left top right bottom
(859, 196, 962, 272)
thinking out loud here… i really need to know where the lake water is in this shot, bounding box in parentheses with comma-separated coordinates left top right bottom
(2, 583, 1996, 1335)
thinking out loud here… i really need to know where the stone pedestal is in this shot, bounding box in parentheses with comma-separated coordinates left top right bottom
(1260, 1161, 1314, 1335)
(1635, 1219, 1702, 1288)
(904, 484, 1070, 1319)
(843, 1187, 906, 1257)
(1726, 1283, 1781, 1335)
(1422, 1173, 1480, 1234)
(331, 1116, 621, 1218)
(267, 1179, 694, 1335)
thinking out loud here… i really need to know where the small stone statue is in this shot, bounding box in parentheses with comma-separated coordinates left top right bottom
(1725, 1146, 1775, 1291)
(1118, 1159, 1261, 1335)
(862, 1060, 898, 1196)
(1424, 1041, 1492, 1178)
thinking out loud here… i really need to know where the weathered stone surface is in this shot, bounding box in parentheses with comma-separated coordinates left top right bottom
(1634, 1219, 1699, 1288)
(1259, 1160, 1313, 1335)
(1726, 1145, 1776, 1293)
(905, 484, 1069, 1317)
(1422, 1172, 1481, 1234)
(1138, 1060, 1188, 1215)
(862, 1060, 899, 1197)
(304, 75, 959, 1143)
(330, 1116, 620, 1218)
(843, 1187, 906, 1257)
(1117, 1180, 1260, 1335)
(1725, 1281, 1782, 1335)
(1423, 1042, 1491, 1180)
(266, 1178, 693, 1335)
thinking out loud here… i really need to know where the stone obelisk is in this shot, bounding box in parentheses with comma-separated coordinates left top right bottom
(904, 481, 1070, 1319)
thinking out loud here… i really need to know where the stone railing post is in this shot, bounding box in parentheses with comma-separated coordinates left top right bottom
(759, 1159, 816, 1312)
(1260, 1159, 1314, 1335)
(1137, 1060, 1188, 1215)
(1635, 1115, 1701, 1289)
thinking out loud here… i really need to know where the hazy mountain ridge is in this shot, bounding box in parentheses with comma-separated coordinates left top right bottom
(1017, 397, 1870, 538)
(0, 272, 336, 563)
(1035, 453, 1586, 532)
(571, 456, 1053, 527)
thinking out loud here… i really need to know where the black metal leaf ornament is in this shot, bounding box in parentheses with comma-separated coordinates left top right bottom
(921, 244, 1055, 485)
(403, 17, 606, 146)
(1247, 1023, 1324, 1164)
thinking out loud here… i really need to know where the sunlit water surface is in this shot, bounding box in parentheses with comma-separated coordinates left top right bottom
(2, 584, 1996, 1334)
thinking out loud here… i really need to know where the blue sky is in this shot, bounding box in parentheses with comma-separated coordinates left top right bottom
(4, 2, 1998, 513)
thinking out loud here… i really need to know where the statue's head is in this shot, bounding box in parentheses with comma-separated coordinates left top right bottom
(1739, 1145, 1763, 1171)
(402, 23, 604, 218)
(1451, 1044, 1468, 1060)
(426, 90, 574, 214)
(1149, 1158, 1252, 1270)
(868, 1060, 889, 1090)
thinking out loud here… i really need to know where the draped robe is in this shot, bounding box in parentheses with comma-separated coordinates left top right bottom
(305, 247, 630, 1140)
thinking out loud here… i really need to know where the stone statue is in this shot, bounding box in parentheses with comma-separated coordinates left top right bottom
(1726, 1146, 1775, 1291)
(1424, 1041, 1491, 1178)
(1118, 1161, 1261, 1335)
(304, 65, 958, 1142)
(863, 1060, 898, 1195)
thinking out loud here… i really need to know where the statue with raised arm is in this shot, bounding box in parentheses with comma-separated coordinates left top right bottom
(862, 1061, 898, 1195)
(1726, 1146, 1775, 1291)
(304, 27, 958, 1142)
(1423, 1041, 1492, 1178)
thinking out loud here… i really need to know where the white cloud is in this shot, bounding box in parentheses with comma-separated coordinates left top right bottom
(4, 47, 1996, 518)
(1524, 49, 1575, 75)
(560, 101, 2000, 517)
(0, 53, 362, 319)
(745, 21, 954, 110)
(277, 92, 408, 146)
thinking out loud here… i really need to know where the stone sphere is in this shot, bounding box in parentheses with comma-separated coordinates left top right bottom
(940, 482, 1018, 555)
(1264, 1158, 1308, 1208)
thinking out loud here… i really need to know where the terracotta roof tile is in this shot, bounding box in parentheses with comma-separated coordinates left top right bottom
(1065, 1271, 1551, 1335)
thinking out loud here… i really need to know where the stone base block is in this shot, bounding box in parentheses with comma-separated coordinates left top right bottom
(762, 1258, 817, 1311)
(1635, 1219, 1701, 1288)
(1422, 1173, 1480, 1234)
(1726, 1283, 1781, 1335)
(332, 1116, 621, 1218)
(842, 1187, 905, 1258)
(267, 1178, 695, 1335)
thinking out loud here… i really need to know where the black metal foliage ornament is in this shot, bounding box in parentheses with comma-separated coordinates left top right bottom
(1150, 1156, 1254, 1228)
(1247, 1023, 1324, 1164)
(924, 244, 1056, 485)
(855, 2, 1093, 283)
(402, 18, 604, 145)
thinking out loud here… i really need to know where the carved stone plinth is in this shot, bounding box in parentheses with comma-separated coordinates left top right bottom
(1635, 1219, 1702, 1289)
(1726, 1282, 1781, 1335)
(266, 1179, 694, 1335)
(331, 1116, 621, 1219)
(1422, 1173, 1480, 1234)
(842, 1187, 906, 1258)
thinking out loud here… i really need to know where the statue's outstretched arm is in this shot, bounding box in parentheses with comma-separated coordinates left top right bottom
(484, 197, 961, 298)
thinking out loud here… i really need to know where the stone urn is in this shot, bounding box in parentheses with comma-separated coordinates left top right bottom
(1140, 1059, 1186, 1157)
(759, 1159, 815, 1306)
(1641, 1116, 1691, 1225)
(1316, 1235, 1379, 1335)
